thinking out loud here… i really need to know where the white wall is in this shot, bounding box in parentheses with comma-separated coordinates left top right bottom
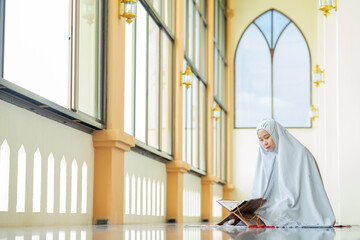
(183, 173, 201, 223)
(231, 0, 360, 225)
(321, 0, 360, 225)
(230, 0, 320, 203)
(0, 100, 94, 226)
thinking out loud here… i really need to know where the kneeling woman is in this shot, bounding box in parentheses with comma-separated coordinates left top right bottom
(252, 119, 335, 227)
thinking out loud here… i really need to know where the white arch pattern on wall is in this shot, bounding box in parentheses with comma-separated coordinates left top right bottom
(33, 149, 42, 213)
(124, 173, 165, 218)
(16, 145, 26, 213)
(0, 139, 89, 217)
(0, 139, 10, 212)
(47, 153, 55, 213)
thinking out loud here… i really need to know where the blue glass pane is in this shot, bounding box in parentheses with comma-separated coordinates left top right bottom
(235, 24, 272, 127)
(254, 11, 271, 48)
(273, 10, 290, 47)
(273, 23, 311, 127)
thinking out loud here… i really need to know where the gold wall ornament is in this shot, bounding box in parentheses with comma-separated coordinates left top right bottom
(181, 66, 193, 89)
(212, 104, 221, 121)
(309, 104, 319, 121)
(119, 0, 138, 23)
(313, 64, 325, 87)
(319, 0, 337, 17)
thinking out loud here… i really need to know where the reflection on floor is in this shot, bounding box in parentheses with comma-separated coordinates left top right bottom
(0, 224, 359, 240)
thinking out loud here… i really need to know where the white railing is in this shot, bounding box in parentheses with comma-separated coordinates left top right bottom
(213, 184, 223, 218)
(183, 173, 201, 222)
(124, 173, 165, 217)
(0, 100, 93, 226)
(0, 139, 89, 222)
(124, 151, 166, 223)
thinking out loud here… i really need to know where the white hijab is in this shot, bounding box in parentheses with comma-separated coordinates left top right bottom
(251, 119, 335, 227)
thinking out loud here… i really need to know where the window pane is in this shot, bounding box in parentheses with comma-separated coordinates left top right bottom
(221, 111, 226, 180)
(221, 14, 226, 56)
(195, 12, 200, 70)
(164, 0, 173, 32)
(273, 10, 290, 47)
(78, 0, 101, 118)
(212, 103, 217, 177)
(152, 0, 161, 16)
(4, 0, 69, 107)
(218, 56, 222, 101)
(201, 0, 206, 18)
(219, 10, 223, 54)
(182, 60, 187, 163)
(273, 23, 311, 127)
(192, 78, 199, 168)
(214, 49, 218, 98)
(186, 80, 192, 165)
(200, 21, 207, 79)
(161, 32, 173, 154)
(188, 0, 194, 60)
(199, 83, 206, 171)
(124, 21, 135, 135)
(254, 11, 271, 47)
(222, 61, 227, 106)
(148, 18, 160, 149)
(214, 0, 218, 42)
(135, 4, 147, 142)
(184, 0, 187, 52)
(216, 114, 221, 178)
(235, 24, 271, 127)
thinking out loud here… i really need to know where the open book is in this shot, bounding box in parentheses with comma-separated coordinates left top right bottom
(216, 199, 247, 212)
(216, 198, 266, 226)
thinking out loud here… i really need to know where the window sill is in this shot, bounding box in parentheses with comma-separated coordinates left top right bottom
(0, 78, 105, 134)
(189, 166, 207, 177)
(133, 139, 173, 162)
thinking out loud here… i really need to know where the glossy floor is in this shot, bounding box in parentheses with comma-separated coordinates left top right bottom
(0, 224, 359, 240)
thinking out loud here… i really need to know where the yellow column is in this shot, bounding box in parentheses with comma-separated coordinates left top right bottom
(222, 1, 234, 218)
(166, 0, 190, 223)
(201, 0, 217, 222)
(92, 0, 135, 224)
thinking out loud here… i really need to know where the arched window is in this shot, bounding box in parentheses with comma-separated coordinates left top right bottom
(235, 9, 311, 128)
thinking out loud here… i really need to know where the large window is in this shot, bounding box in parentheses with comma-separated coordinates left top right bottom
(0, 0, 106, 128)
(235, 9, 311, 128)
(183, 0, 207, 172)
(213, 0, 226, 182)
(124, 0, 174, 157)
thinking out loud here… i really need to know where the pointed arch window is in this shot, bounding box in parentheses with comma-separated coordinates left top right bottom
(235, 10, 311, 128)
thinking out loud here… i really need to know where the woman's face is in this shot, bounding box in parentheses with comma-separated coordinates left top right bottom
(257, 129, 276, 152)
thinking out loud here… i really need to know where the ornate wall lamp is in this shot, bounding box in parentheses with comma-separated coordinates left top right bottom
(319, 0, 337, 17)
(313, 64, 325, 87)
(181, 66, 193, 89)
(212, 104, 221, 121)
(309, 104, 319, 121)
(119, 0, 138, 23)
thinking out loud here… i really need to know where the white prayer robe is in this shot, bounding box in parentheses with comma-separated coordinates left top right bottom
(251, 119, 335, 227)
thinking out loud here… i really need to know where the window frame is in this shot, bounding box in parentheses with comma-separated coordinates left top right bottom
(212, 0, 227, 183)
(234, 9, 312, 129)
(0, 0, 107, 133)
(213, 98, 227, 183)
(124, 0, 175, 160)
(183, 0, 208, 175)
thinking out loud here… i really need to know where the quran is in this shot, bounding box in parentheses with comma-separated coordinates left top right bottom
(216, 198, 266, 226)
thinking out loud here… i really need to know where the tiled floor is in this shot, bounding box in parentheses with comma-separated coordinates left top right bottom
(0, 224, 359, 240)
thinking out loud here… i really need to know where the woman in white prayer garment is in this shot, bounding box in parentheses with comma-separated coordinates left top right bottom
(251, 118, 335, 227)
